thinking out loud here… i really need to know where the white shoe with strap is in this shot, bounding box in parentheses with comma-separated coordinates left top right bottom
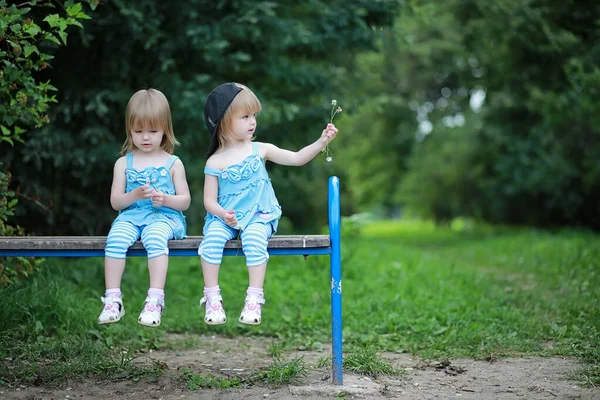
(98, 296, 125, 325)
(200, 294, 227, 325)
(239, 293, 265, 325)
(138, 296, 165, 327)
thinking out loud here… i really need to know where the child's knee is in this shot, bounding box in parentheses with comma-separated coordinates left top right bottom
(141, 223, 172, 259)
(242, 240, 269, 266)
(146, 246, 169, 259)
(105, 238, 132, 259)
(198, 240, 225, 264)
(142, 236, 170, 259)
(105, 222, 139, 258)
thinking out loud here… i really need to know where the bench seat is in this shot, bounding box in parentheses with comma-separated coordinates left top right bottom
(0, 235, 331, 257)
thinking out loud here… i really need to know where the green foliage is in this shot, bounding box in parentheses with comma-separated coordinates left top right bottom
(454, 0, 600, 228)
(0, 0, 95, 283)
(0, 0, 94, 143)
(398, 115, 488, 223)
(0, 164, 43, 285)
(336, 1, 472, 216)
(0, 0, 398, 235)
(337, 0, 600, 228)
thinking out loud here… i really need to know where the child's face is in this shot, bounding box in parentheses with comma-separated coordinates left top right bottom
(228, 111, 257, 141)
(131, 123, 165, 153)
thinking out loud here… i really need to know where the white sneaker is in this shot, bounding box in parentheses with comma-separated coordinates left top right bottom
(98, 296, 125, 325)
(138, 296, 164, 327)
(239, 293, 265, 325)
(200, 294, 226, 325)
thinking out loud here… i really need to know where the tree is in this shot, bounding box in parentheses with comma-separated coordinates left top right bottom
(342, 0, 600, 228)
(0, 0, 95, 284)
(0, 0, 399, 235)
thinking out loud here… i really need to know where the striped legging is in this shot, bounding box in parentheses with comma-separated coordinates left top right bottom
(105, 220, 174, 259)
(199, 220, 272, 266)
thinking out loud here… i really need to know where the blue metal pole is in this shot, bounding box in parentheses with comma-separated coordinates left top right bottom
(328, 176, 343, 385)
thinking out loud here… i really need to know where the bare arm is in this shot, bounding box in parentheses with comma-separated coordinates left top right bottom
(203, 174, 239, 227)
(159, 159, 191, 211)
(263, 123, 338, 166)
(110, 157, 152, 211)
(203, 175, 227, 219)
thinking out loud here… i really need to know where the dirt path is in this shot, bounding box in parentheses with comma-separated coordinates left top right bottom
(2, 335, 599, 399)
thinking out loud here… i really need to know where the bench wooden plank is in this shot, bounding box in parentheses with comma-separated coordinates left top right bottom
(0, 235, 330, 251)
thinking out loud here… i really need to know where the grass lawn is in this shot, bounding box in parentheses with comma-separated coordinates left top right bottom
(1, 219, 598, 386)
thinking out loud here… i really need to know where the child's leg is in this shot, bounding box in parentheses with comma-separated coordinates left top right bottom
(199, 220, 236, 285)
(239, 223, 272, 325)
(99, 221, 140, 324)
(142, 220, 174, 289)
(198, 220, 236, 324)
(138, 221, 173, 327)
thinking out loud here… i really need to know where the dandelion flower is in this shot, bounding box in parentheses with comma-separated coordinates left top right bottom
(321, 99, 342, 163)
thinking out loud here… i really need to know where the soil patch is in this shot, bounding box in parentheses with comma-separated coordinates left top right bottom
(2, 335, 599, 399)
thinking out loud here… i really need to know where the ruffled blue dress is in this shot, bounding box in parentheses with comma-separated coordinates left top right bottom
(112, 153, 187, 239)
(203, 142, 282, 234)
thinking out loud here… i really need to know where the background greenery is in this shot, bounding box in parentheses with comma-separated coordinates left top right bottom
(1, 0, 396, 236)
(2, 0, 599, 236)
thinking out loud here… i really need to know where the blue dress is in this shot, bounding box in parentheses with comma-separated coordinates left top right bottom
(112, 153, 187, 239)
(203, 142, 282, 234)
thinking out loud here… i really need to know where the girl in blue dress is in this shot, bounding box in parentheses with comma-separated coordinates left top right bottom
(198, 82, 338, 325)
(98, 89, 191, 327)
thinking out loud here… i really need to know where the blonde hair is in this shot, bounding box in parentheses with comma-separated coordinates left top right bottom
(216, 83, 262, 150)
(121, 88, 179, 155)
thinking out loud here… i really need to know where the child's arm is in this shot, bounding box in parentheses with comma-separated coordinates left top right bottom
(203, 175, 239, 227)
(152, 159, 191, 211)
(263, 123, 338, 166)
(110, 157, 154, 211)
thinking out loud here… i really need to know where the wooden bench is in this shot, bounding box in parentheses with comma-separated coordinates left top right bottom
(0, 176, 344, 385)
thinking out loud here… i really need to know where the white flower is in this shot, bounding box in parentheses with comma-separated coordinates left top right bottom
(160, 170, 168, 176)
(326, 156, 332, 162)
(331, 99, 337, 106)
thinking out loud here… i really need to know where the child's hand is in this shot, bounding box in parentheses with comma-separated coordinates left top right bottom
(136, 179, 155, 200)
(151, 191, 164, 208)
(320, 123, 338, 144)
(223, 210, 239, 228)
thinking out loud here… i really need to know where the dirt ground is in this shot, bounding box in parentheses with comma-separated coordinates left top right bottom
(2, 335, 599, 400)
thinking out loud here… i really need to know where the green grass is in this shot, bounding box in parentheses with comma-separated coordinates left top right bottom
(181, 369, 242, 389)
(1, 219, 599, 386)
(250, 356, 308, 387)
(342, 347, 399, 378)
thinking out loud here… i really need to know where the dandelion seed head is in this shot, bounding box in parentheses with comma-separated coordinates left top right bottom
(331, 100, 337, 106)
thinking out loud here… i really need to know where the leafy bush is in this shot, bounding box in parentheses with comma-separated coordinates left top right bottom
(0, 165, 43, 285)
(0, 0, 94, 284)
